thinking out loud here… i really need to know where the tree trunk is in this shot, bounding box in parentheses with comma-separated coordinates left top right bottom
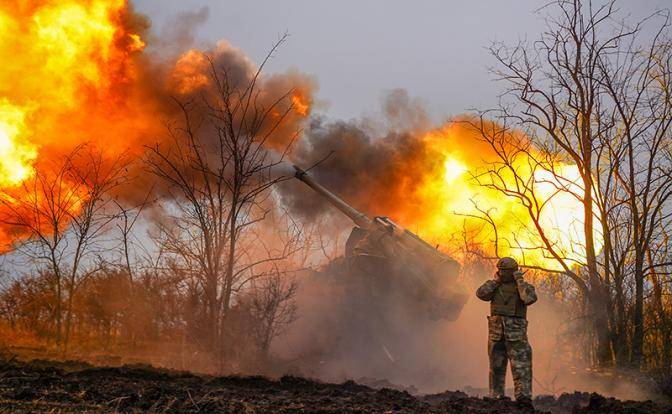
(63, 282, 76, 357)
(648, 251, 670, 372)
(612, 274, 629, 366)
(588, 284, 612, 366)
(652, 274, 671, 372)
(55, 275, 62, 351)
(583, 169, 612, 366)
(631, 261, 645, 368)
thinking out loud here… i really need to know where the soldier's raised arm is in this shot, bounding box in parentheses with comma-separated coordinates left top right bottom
(476, 278, 500, 301)
(514, 272, 537, 305)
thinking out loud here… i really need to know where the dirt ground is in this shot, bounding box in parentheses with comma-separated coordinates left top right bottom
(0, 360, 668, 413)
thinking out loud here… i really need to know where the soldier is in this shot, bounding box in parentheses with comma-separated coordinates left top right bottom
(476, 257, 537, 408)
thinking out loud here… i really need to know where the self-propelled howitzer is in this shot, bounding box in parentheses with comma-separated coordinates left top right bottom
(293, 165, 468, 321)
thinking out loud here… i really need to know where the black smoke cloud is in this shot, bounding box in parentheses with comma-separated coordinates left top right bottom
(113, 8, 318, 206)
(278, 89, 440, 222)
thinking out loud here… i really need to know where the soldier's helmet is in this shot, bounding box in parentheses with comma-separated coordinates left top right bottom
(496, 257, 519, 271)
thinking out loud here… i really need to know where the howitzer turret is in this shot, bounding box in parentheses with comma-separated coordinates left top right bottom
(293, 165, 468, 321)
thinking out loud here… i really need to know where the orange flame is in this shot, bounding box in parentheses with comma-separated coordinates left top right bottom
(291, 94, 310, 116)
(0, 101, 35, 187)
(395, 122, 603, 270)
(1, 1, 589, 271)
(0, 1, 315, 251)
(0, 0, 148, 249)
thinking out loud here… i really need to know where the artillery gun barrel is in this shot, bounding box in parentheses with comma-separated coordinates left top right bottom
(292, 164, 466, 321)
(293, 165, 372, 229)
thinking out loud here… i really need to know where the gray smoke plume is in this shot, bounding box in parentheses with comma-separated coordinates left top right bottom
(278, 89, 436, 222)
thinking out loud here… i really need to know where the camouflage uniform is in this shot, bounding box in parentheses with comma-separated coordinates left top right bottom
(476, 260, 537, 401)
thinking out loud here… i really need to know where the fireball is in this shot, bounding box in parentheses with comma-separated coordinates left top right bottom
(0, 101, 35, 187)
(0, 0, 595, 271)
(409, 122, 602, 271)
(0, 1, 315, 251)
(0, 0, 146, 250)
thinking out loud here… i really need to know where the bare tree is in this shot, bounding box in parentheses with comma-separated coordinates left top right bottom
(597, 18, 672, 366)
(113, 195, 151, 346)
(246, 267, 298, 355)
(145, 36, 306, 363)
(0, 146, 127, 354)
(473, 0, 672, 367)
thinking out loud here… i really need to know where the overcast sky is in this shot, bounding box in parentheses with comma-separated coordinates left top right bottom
(136, 0, 668, 122)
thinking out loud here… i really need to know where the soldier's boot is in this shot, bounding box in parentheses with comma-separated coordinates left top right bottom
(516, 396, 534, 411)
(508, 339, 533, 401)
(488, 339, 508, 398)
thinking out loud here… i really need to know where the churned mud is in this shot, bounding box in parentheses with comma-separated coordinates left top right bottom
(0, 360, 668, 413)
